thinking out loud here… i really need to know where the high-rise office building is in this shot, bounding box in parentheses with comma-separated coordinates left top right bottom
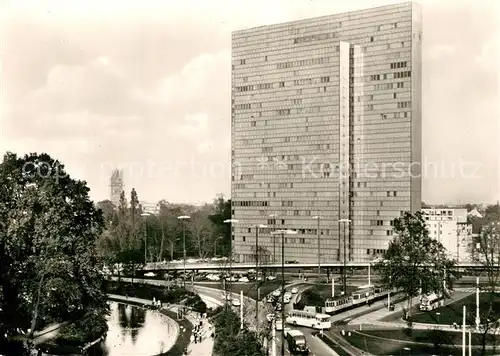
(231, 2, 422, 263)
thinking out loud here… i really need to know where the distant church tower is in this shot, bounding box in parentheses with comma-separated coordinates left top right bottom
(110, 169, 124, 207)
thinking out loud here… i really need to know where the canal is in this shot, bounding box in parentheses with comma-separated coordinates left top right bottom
(89, 302, 177, 356)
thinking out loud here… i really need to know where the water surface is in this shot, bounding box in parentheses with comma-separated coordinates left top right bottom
(90, 302, 177, 356)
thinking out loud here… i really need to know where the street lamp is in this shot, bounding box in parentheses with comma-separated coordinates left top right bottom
(177, 215, 190, 288)
(253, 224, 268, 332)
(271, 229, 298, 356)
(214, 236, 223, 257)
(269, 214, 277, 267)
(312, 216, 321, 281)
(338, 219, 351, 294)
(224, 219, 239, 296)
(141, 212, 152, 265)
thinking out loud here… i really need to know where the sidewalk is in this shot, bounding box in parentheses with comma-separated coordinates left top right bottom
(185, 313, 214, 356)
(349, 295, 422, 325)
(31, 322, 68, 345)
(349, 290, 477, 331)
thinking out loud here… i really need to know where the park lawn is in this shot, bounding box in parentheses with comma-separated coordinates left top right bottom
(411, 292, 500, 325)
(345, 329, 500, 356)
(196, 281, 284, 300)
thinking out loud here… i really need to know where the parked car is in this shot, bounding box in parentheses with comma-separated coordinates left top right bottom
(272, 289, 281, 297)
(267, 275, 277, 281)
(266, 313, 275, 322)
(284, 292, 292, 299)
(291, 287, 299, 294)
(267, 295, 275, 303)
(232, 298, 241, 307)
(239, 277, 249, 283)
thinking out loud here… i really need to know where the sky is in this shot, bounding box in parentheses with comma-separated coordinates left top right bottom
(0, 0, 499, 205)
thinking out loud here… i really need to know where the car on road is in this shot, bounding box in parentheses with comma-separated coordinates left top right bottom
(238, 276, 249, 283)
(231, 298, 241, 307)
(272, 289, 281, 297)
(291, 287, 299, 294)
(206, 274, 220, 281)
(284, 291, 292, 299)
(267, 275, 277, 281)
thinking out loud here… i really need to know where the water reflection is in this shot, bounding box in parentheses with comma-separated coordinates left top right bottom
(89, 302, 176, 356)
(117, 303, 146, 344)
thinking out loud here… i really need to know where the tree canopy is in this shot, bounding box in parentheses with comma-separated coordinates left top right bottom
(0, 152, 108, 354)
(212, 308, 266, 356)
(96, 194, 232, 267)
(376, 211, 456, 323)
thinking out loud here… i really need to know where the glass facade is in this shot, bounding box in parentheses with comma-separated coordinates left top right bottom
(231, 2, 422, 263)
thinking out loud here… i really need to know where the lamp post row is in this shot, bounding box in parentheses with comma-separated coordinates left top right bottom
(144, 214, 351, 356)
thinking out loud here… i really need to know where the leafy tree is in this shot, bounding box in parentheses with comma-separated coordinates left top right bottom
(376, 212, 456, 327)
(212, 308, 266, 356)
(0, 152, 109, 353)
(189, 205, 217, 258)
(96, 199, 115, 223)
(476, 221, 500, 292)
(474, 216, 500, 354)
(158, 201, 184, 261)
(97, 188, 145, 278)
(209, 196, 232, 257)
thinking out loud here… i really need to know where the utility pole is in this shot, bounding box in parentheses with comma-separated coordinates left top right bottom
(254, 224, 268, 331)
(270, 214, 277, 274)
(271, 229, 297, 356)
(313, 216, 321, 281)
(177, 215, 191, 288)
(338, 219, 351, 293)
(281, 231, 285, 356)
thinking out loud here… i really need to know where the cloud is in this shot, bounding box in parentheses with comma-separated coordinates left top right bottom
(152, 50, 230, 109)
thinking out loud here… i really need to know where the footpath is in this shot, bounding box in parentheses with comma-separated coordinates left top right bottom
(347, 290, 481, 333)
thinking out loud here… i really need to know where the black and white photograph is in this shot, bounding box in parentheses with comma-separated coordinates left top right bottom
(0, 0, 498, 355)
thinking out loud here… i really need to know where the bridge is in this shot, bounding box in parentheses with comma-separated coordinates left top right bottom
(140, 261, 485, 272)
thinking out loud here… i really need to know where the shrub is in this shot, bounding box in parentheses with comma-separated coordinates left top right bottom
(302, 287, 325, 306)
(212, 309, 266, 356)
(185, 294, 207, 314)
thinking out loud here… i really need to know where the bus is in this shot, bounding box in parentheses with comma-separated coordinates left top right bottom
(285, 329, 310, 355)
(286, 309, 332, 329)
(420, 293, 445, 311)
